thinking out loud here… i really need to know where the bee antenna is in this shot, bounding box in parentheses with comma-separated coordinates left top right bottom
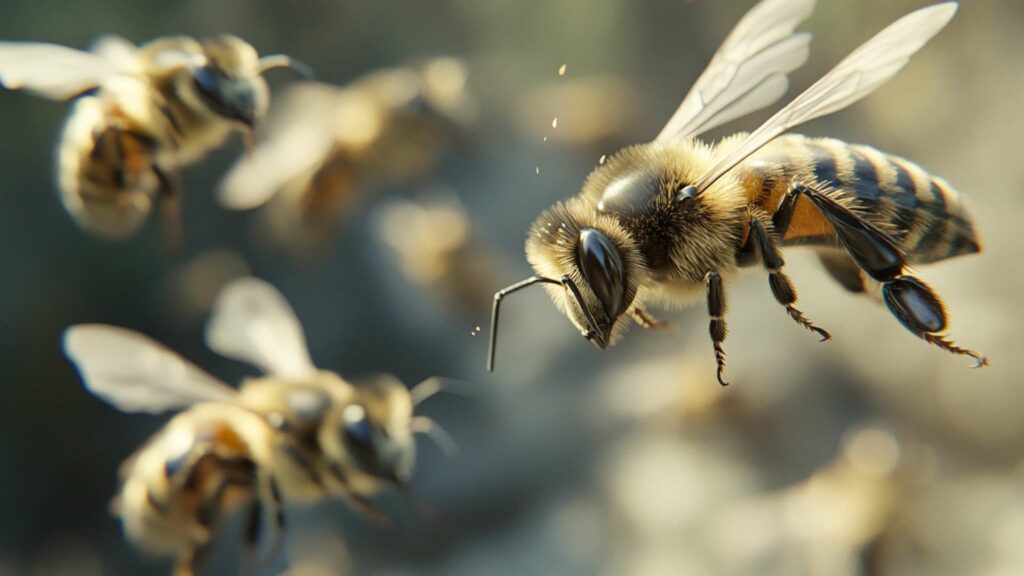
(487, 274, 604, 372)
(487, 275, 561, 372)
(410, 416, 459, 459)
(410, 376, 475, 407)
(258, 54, 315, 80)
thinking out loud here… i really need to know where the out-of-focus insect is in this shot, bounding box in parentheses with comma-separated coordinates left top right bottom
(218, 57, 476, 253)
(63, 277, 449, 574)
(0, 35, 308, 240)
(488, 0, 986, 383)
(376, 192, 502, 318)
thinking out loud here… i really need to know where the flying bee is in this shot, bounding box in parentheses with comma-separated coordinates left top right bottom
(63, 277, 450, 574)
(218, 57, 476, 253)
(0, 34, 308, 240)
(376, 192, 502, 319)
(488, 0, 986, 383)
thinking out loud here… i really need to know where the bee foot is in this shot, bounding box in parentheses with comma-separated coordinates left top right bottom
(923, 333, 988, 368)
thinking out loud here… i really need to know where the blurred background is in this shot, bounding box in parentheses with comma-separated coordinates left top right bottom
(1, 0, 1023, 574)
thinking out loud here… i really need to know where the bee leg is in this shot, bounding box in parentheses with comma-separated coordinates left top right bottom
(259, 478, 287, 570)
(174, 541, 214, 573)
(770, 182, 803, 236)
(705, 271, 729, 386)
(816, 250, 868, 294)
(349, 493, 391, 526)
(173, 547, 205, 576)
(155, 166, 184, 253)
(792, 182, 987, 366)
(629, 305, 669, 329)
(748, 217, 831, 341)
(241, 499, 264, 576)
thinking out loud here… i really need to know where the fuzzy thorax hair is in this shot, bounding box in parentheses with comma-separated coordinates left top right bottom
(591, 138, 750, 304)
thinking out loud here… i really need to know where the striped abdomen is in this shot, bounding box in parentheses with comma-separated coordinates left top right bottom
(742, 135, 980, 264)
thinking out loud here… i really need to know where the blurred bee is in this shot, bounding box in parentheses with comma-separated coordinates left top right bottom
(63, 277, 449, 574)
(0, 35, 307, 240)
(489, 0, 985, 383)
(218, 57, 476, 254)
(376, 192, 502, 319)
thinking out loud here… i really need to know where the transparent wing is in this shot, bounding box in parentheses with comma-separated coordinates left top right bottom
(89, 35, 140, 73)
(63, 325, 238, 415)
(695, 2, 957, 192)
(655, 0, 815, 142)
(218, 84, 338, 210)
(205, 277, 317, 378)
(0, 41, 132, 100)
(217, 122, 334, 210)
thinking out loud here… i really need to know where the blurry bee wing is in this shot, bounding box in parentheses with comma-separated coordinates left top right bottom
(217, 122, 335, 210)
(694, 2, 957, 192)
(0, 41, 135, 100)
(63, 324, 239, 415)
(89, 35, 141, 72)
(205, 277, 317, 378)
(655, 0, 814, 142)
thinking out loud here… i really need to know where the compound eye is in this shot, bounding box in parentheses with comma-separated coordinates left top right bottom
(341, 404, 378, 467)
(576, 229, 627, 320)
(192, 65, 224, 105)
(192, 65, 257, 125)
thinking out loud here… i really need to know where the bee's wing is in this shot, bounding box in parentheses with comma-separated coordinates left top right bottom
(655, 0, 815, 142)
(218, 84, 338, 210)
(694, 2, 957, 192)
(204, 277, 317, 378)
(63, 325, 239, 415)
(0, 40, 136, 100)
(217, 122, 335, 210)
(89, 35, 141, 72)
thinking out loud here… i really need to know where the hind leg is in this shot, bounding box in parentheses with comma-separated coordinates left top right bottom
(791, 182, 986, 366)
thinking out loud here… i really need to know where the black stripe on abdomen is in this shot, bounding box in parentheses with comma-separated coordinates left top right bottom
(849, 147, 881, 201)
(887, 159, 921, 236)
(809, 144, 840, 189)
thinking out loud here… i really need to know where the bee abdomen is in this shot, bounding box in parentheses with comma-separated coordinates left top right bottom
(763, 137, 980, 264)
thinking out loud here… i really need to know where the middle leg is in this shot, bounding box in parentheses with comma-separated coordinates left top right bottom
(747, 216, 831, 341)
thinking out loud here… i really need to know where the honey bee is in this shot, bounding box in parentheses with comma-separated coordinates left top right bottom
(488, 0, 986, 383)
(218, 57, 476, 253)
(63, 277, 449, 574)
(0, 35, 307, 239)
(376, 192, 502, 319)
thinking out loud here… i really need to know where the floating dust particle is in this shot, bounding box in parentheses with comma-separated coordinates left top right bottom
(551, 117, 558, 129)
(536, 166, 541, 175)
(558, 63, 567, 76)
(543, 136, 548, 142)
(599, 154, 607, 165)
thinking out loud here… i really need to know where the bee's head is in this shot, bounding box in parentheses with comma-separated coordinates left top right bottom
(326, 375, 416, 490)
(373, 57, 476, 134)
(486, 198, 648, 370)
(186, 35, 311, 128)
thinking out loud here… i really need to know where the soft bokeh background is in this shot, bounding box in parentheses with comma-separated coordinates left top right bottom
(1, 1, 1022, 574)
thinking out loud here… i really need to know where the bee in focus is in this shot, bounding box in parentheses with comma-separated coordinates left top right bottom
(218, 57, 476, 254)
(489, 0, 986, 383)
(0, 35, 308, 240)
(64, 277, 450, 574)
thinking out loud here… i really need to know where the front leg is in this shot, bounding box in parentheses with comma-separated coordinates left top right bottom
(705, 271, 729, 386)
(629, 305, 668, 329)
(155, 165, 184, 253)
(791, 182, 986, 367)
